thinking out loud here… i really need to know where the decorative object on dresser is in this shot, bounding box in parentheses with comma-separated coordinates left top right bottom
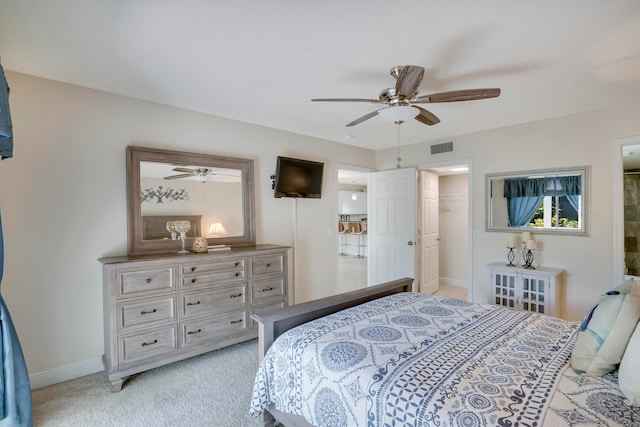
(173, 219, 191, 254)
(100, 244, 288, 392)
(506, 234, 518, 266)
(192, 237, 208, 253)
(520, 231, 536, 269)
(488, 262, 563, 317)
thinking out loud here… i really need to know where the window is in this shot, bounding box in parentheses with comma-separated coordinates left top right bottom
(529, 195, 581, 229)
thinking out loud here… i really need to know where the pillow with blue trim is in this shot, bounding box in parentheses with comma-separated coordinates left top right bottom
(570, 281, 640, 376)
(619, 322, 640, 406)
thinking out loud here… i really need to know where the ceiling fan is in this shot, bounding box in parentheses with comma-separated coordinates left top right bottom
(312, 65, 500, 127)
(164, 167, 237, 183)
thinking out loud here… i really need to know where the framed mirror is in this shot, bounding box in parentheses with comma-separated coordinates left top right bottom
(127, 146, 255, 255)
(486, 165, 590, 236)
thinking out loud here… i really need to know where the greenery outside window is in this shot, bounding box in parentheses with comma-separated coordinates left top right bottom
(529, 195, 581, 229)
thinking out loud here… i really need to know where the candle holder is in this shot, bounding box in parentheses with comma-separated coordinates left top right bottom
(524, 248, 536, 269)
(506, 247, 516, 266)
(174, 220, 191, 254)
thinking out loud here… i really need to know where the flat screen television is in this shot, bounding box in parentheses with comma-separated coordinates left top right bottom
(273, 156, 324, 198)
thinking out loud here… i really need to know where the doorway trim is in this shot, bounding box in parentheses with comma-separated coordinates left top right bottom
(418, 158, 473, 301)
(612, 135, 640, 287)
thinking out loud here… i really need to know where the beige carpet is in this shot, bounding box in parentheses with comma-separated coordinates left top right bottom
(32, 339, 262, 426)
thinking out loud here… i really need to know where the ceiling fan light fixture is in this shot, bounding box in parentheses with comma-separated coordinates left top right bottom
(378, 106, 419, 124)
(195, 175, 212, 183)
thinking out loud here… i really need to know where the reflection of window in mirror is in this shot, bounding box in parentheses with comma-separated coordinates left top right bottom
(502, 174, 582, 229)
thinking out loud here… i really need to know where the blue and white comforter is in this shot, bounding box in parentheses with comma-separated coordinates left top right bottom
(250, 293, 639, 426)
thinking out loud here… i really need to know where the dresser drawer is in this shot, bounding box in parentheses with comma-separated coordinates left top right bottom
(251, 277, 285, 304)
(180, 269, 246, 289)
(117, 296, 176, 331)
(180, 284, 247, 318)
(180, 258, 246, 276)
(251, 254, 284, 277)
(180, 309, 248, 348)
(119, 325, 177, 364)
(118, 267, 174, 297)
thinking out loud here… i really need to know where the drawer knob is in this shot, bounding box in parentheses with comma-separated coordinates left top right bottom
(266, 263, 271, 268)
(191, 279, 197, 283)
(141, 339, 158, 347)
(235, 262, 239, 267)
(235, 272, 239, 277)
(262, 287, 274, 292)
(146, 278, 152, 283)
(230, 293, 243, 298)
(186, 301, 201, 306)
(230, 319, 243, 324)
(140, 309, 157, 315)
(191, 267, 196, 272)
(187, 328, 202, 335)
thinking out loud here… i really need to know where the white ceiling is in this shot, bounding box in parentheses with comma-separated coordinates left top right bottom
(1, 1, 639, 150)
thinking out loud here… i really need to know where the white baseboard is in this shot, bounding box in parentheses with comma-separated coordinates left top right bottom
(30, 357, 103, 390)
(439, 277, 468, 289)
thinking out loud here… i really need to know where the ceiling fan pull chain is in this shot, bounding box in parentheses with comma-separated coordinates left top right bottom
(396, 123, 402, 169)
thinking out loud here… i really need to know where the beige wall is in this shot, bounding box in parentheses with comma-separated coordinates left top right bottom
(0, 71, 375, 387)
(377, 102, 640, 322)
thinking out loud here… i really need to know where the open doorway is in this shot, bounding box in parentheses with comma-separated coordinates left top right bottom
(420, 162, 471, 300)
(336, 167, 369, 294)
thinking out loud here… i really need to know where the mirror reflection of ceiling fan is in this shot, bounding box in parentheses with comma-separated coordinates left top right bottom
(164, 167, 239, 183)
(312, 65, 500, 127)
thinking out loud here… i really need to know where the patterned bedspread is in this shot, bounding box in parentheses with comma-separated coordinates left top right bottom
(250, 293, 639, 426)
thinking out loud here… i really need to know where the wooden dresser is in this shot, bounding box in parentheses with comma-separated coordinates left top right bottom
(100, 244, 288, 391)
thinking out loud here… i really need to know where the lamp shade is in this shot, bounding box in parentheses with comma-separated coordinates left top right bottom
(378, 106, 419, 124)
(207, 222, 228, 237)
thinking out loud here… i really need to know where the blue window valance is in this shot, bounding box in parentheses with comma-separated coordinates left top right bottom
(504, 175, 581, 198)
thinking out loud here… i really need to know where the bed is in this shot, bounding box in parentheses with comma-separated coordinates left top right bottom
(250, 278, 639, 426)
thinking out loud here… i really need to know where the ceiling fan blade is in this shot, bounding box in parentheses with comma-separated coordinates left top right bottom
(395, 65, 425, 98)
(414, 106, 440, 126)
(311, 98, 381, 103)
(346, 110, 380, 127)
(164, 174, 192, 180)
(172, 167, 194, 173)
(413, 88, 501, 103)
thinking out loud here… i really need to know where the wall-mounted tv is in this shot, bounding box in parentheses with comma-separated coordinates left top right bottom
(273, 156, 324, 198)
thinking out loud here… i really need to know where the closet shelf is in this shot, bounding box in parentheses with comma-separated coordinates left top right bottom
(439, 194, 468, 199)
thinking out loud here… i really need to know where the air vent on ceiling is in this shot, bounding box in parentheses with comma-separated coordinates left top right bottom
(430, 141, 454, 155)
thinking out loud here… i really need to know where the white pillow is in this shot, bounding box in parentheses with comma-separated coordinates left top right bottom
(619, 322, 640, 406)
(570, 281, 640, 375)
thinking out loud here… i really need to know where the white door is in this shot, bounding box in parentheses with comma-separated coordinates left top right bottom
(420, 171, 439, 294)
(367, 168, 417, 287)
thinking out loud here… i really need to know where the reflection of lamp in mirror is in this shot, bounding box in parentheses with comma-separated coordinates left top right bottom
(207, 222, 228, 238)
(174, 220, 191, 254)
(207, 222, 229, 250)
